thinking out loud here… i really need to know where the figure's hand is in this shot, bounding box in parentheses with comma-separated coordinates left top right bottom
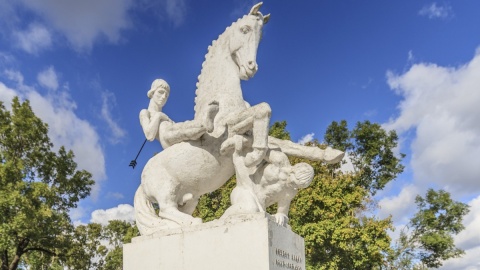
(274, 213, 289, 227)
(244, 147, 267, 168)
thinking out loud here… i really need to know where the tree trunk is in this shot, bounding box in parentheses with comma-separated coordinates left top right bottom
(1, 250, 8, 270)
(8, 238, 28, 270)
(8, 255, 20, 270)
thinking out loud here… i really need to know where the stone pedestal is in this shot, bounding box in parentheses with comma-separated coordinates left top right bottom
(124, 213, 305, 270)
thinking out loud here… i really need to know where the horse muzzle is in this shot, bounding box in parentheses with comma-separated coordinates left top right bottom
(240, 62, 258, 80)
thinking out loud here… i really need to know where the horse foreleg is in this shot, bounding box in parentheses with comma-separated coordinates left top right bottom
(221, 102, 271, 167)
(243, 103, 271, 166)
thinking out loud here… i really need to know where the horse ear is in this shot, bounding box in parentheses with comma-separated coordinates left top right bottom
(263, 14, 270, 24)
(249, 2, 263, 15)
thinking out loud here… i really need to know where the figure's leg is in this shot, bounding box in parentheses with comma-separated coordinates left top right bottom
(161, 102, 218, 146)
(163, 121, 206, 144)
(268, 137, 345, 163)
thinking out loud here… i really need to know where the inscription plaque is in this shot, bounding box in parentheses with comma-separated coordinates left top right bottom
(268, 221, 305, 270)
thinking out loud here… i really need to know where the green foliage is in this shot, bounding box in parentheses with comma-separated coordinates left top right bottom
(65, 223, 107, 269)
(289, 152, 393, 270)
(268, 120, 291, 140)
(23, 220, 139, 270)
(101, 220, 139, 270)
(325, 120, 405, 195)
(194, 177, 236, 222)
(0, 97, 94, 270)
(388, 189, 469, 269)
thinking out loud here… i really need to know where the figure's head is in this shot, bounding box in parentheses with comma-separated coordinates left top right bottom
(229, 2, 270, 80)
(291, 163, 314, 189)
(147, 79, 170, 108)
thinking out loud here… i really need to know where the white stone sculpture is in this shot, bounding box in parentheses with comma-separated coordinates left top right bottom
(134, 2, 344, 236)
(139, 79, 218, 149)
(221, 135, 315, 227)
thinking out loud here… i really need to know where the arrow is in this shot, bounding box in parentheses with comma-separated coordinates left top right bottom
(129, 139, 147, 169)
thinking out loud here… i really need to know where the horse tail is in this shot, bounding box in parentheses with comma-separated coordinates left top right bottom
(134, 185, 162, 235)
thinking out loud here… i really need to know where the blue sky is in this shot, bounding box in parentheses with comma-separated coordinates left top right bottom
(1, 1, 480, 268)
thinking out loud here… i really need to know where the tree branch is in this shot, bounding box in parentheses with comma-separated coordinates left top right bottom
(23, 247, 58, 257)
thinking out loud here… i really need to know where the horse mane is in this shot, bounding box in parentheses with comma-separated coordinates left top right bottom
(193, 16, 247, 120)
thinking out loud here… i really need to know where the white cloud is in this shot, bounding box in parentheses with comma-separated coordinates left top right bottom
(378, 184, 419, 224)
(407, 51, 413, 61)
(419, 3, 453, 19)
(2, 0, 189, 52)
(90, 204, 135, 225)
(18, 0, 135, 51)
(101, 91, 126, 144)
(439, 195, 480, 270)
(107, 192, 125, 200)
(70, 205, 87, 221)
(339, 153, 355, 174)
(14, 23, 52, 54)
(37, 66, 58, 90)
(385, 48, 480, 269)
(0, 52, 16, 67)
(385, 49, 480, 196)
(1, 68, 106, 198)
(297, 132, 315, 145)
(0, 82, 17, 109)
(137, 0, 187, 28)
(451, 196, 480, 250)
(165, 0, 187, 27)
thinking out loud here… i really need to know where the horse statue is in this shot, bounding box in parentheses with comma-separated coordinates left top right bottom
(134, 3, 344, 235)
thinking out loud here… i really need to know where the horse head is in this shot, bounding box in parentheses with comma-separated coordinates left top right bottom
(229, 2, 270, 80)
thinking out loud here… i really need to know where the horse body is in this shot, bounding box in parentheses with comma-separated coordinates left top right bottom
(135, 4, 270, 235)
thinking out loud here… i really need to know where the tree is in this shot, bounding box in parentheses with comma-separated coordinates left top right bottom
(0, 97, 94, 270)
(325, 120, 405, 195)
(101, 220, 139, 270)
(388, 189, 469, 269)
(65, 220, 138, 270)
(288, 155, 393, 269)
(61, 223, 107, 270)
(20, 220, 139, 270)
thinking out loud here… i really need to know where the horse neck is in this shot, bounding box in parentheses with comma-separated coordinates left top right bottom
(194, 33, 244, 121)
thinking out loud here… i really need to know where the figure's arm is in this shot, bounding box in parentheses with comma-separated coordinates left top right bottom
(232, 135, 255, 189)
(232, 151, 252, 188)
(264, 149, 290, 168)
(139, 110, 170, 141)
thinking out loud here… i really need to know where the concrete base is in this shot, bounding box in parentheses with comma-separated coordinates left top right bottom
(124, 213, 305, 270)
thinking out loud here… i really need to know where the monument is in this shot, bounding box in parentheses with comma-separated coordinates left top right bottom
(124, 3, 344, 269)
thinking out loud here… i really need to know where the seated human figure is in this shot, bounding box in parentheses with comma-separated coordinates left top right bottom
(139, 79, 218, 149)
(222, 136, 314, 227)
